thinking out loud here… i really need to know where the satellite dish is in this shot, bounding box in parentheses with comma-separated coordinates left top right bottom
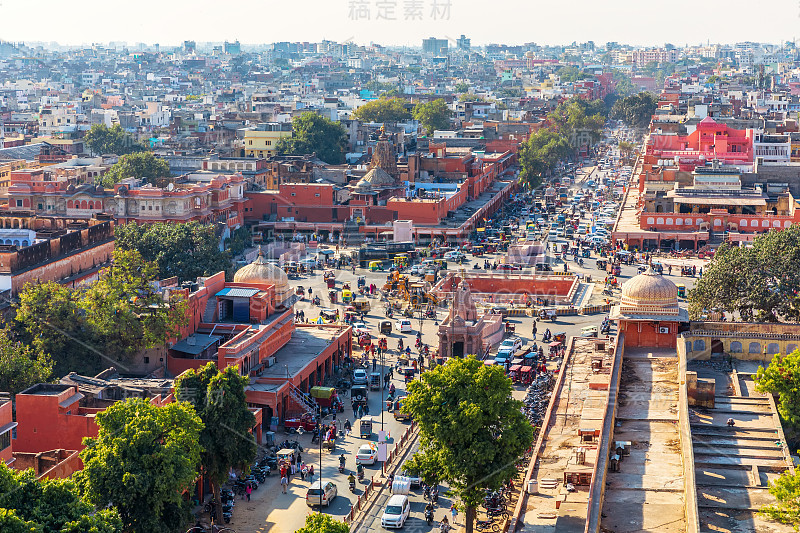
(167, 183, 174, 191)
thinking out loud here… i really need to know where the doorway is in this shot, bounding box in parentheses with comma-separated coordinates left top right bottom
(452, 341, 464, 358)
(711, 339, 723, 354)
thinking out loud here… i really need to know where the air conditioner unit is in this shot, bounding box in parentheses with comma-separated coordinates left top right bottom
(659, 327, 670, 334)
(266, 356, 277, 368)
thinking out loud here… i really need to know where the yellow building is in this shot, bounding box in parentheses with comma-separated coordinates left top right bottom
(241, 123, 293, 158)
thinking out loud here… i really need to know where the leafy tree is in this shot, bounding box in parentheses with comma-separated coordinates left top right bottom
(518, 128, 572, 189)
(611, 70, 635, 98)
(454, 81, 470, 93)
(352, 97, 411, 123)
(0, 328, 54, 395)
(688, 226, 800, 322)
(458, 93, 487, 102)
(277, 112, 348, 164)
(115, 222, 232, 282)
(14, 251, 187, 376)
(76, 399, 204, 533)
(610, 92, 658, 128)
(547, 97, 606, 145)
(618, 141, 636, 161)
(755, 349, 800, 427)
(402, 357, 533, 533)
(84, 124, 144, 156)
(0, 462, 122, 533)
(759, 469, 800, 529)
(175, 364, 256, 523)
(224, 226, 251, 258)
(100, 152, 170, 188)
(556, 65, 587, 83)
(295, 513, 350, 533)
(413, 99, 451, 135)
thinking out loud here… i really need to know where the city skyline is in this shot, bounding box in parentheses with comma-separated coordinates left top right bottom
(1, 0, 798, 49)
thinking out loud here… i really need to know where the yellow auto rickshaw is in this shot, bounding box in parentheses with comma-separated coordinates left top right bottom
(353, 298, 371, 313)
(394, 255, 409, 268)
(369, 260, 384, 272)
(676, 283, 686, 298)
(342, 289, 353, 303)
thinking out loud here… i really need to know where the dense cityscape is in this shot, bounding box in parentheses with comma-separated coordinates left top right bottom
(1, 28, 800, 533)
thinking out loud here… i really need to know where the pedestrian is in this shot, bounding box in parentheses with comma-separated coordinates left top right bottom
(281, 475, 288, 494)
(345, 418, 351, 435)
(372, 357, 377, 370)
(299, 462, 306, 481)
(246, 483, 252, 501)
(451, 503, 458, 522)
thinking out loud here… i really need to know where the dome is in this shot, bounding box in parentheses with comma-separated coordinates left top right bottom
(619, 267, 679, 316)
(233, 249, 293, 302)
(362, 167, 396, 187)
(354, 178, 373, 193)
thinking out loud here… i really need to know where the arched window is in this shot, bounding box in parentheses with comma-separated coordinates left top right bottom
(80, 200, 87, 209)
(762, 220, 769, 228)
(787, 344, 798, 354)
(729, 341, 742, 353)
(647, 217, 654, 225)
(21, 240, 28, 247)
(666, 218, 673, 226)
(88, 201, 94, 209)
(713, 219, 722, 227)
(685, 341, 692, 353)
(656, 217, 664, 225)
(748, 342, 761, 354)
(767, 343, 780, 355)
(740, 219, 747, 227)
(785, 220, 793, 228)
(675, 218, 682, 225)
(693, 339, 706, 351)
(67, 200, 73, 208)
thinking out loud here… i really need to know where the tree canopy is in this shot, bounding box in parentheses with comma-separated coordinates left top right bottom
(84, 124, 144, 156)
(759, 469, 800, 529)
(14, 250, 187, 376)
(413, 99, 452, 135)
(610, 91, 658, 128)
(518, 128, 572, 190)
(546, 97, 606, 146)
(352, 97, 411, 123)
(295, 513, 350, 533)
(277, 112, 348, 165)
(115, 221, 232, 282)
(454, 81, 470, 94)
(755, 349, 800, 428)
(556, 66, 587, 83)
(175, 363, 256, 522)
(76, 398, 203, 533)
(402, 357, 533, 533)
(0, 328, 54, 395)
(0, 461, 122, 533)
(100, 152, 170, 188)
(688, 226, 800, 322)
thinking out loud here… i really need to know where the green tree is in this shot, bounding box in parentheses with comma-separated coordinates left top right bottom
(556, 65, 587, 83)
(100, 152, 169, 188)
(402, 357, 533, 533)
(115, 221, 232, 282)
(518, 128, 572, 189)
(413, 99, 452, 135)
(688, 226, 800, 322)
(0, 462, 122, 533)
(0, 328, 54, 395)
(352, 97, 411, 123)
(277, 112, 348, 164)
(755, 349, 800, 427)
(175, 364, 256, 523)
(295, 513, 350, 533)
(454, 81, 470, 93)
(610, 91, 658, 128)
(76, 399, 203, 533)
(84, 124, 144, 156)
(759, 469, 800, 529)
(547, 97, 606, 145)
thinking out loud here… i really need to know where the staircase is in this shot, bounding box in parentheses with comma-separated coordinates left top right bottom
(202, 298, 217, 323)
(286, 382, 317, 417)
(343, 220, 364, 246)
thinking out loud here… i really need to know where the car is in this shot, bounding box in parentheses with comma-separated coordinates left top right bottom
(580, 325, 599, 338)
(381, 494, 411, 529)
(410, 265, 423, 276)
(495, 348, 513, 363)
(400, 462, 422, 487)
(306, 480, 338, 507)
(396, 319, 413, 333)
(501, 337, 523, 353)
(585, 235, 608, 245)
(353, 369, 368, 386)
(534, 262, 553, 272)
(356, 443, 378, 465)
(443, 251, 465, 260)
(498, 264, 521, 271)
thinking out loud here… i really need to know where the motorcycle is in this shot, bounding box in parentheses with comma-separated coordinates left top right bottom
(312, 295, 321, 306)
(475, 520, 499, 532)
(349, 479, 356, 492)
(425, 507, 434, 526)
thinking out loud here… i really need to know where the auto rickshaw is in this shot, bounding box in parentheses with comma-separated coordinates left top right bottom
(394, 255, 409, 268)
(369, 261, 384, 272)
(380, 321, 392, 335)
(509, 364, 522, 383)
(676, 283, 686, 298)
(401, 366, 415, 384)
(296, 286, 305, 299)
(320, 308, 338, 322)
(472, 245, 484, 257)
(357, 276, 366, 289)
(328, 289, 338, 304)
(596, 259, 607, 270)
(324, 270, 335, 289)
(360, 416, 373, 439)
(342, 289, 353, 303)
(353, 298, 371, 313)
(520, 366, 534, 385)
(505, 322, 516, 334)
(553, 332, 567, 344)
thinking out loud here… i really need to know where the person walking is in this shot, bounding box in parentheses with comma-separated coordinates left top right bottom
(451, 503, 458, 523)
(246, 483, 252, 502)
(281, 474, 288, 494)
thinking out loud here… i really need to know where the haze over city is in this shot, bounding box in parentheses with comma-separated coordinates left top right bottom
(0, 0, 798, 47)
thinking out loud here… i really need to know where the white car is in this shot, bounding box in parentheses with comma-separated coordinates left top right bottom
(382, 494, 411, 529)
(585, 235, 608, 245)
(396, 319, 413, 333)
(356, 443, 378, 465)
(500, 337, 523, 353)
(353, 369, 368, 386)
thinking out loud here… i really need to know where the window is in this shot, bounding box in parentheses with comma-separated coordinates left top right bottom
(675, 218, 682, 225)
(656, 218, 664, 225)
(693, 339, 706, 351)
(37, 203, 43, 210)
(729, 341, 742, 353)
(748, 342, 761, 354)
(762, 220, 769, 228)
(740, 219, 747, 227)
(148, 205, 152, 211)
(666, 218, 673, 225)
(787, 344, 798, 354)
(767, 343, 780, 355)
(143, 357, 150, 364)
(291, 193, 296, 196)
(315, 193, 320, 197)
(0, 429, 10, 451)
(15, 200, 22, 207)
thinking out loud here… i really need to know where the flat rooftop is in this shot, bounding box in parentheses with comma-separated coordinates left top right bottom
(255, 325, 344, 380)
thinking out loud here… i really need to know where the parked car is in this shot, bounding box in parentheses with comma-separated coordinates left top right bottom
(500, 337, 523, 353)
(381, 494, 411, 528)
(498, 264, 521, 271)
(356, 443, 378, 465)
(306, 480, 338, 507)
(396, 319, 413, 333)
(353, 369, 368, 386)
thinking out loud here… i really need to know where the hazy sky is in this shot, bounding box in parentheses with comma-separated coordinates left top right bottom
(1, 0, 798, 48)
